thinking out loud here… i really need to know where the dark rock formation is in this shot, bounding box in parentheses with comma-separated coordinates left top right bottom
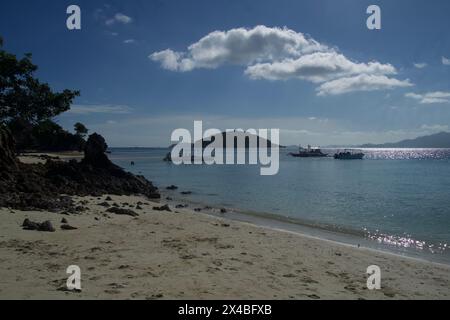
(22, 219, 55, 232)
(106, 207, 139, 217)
(61, 224, 78, 230)
(0, 130, 160, 211)
(83, 133, 110, 167)
(0, 125, 17, 170)
(153, 204, 172, 212)
(98, 202, 111, 208)
(166, 185, 178, 190)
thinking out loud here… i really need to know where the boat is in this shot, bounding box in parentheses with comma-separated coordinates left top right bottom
(334, 149, 365, 160)
(289, 145, 328, 158)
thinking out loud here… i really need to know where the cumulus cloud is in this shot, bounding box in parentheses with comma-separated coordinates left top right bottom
(317, 74, 412, 96)
(150, 25, 411, 95)
(150, 49, 194, 72)
(405, 91, 450, 104)
(105, 13, 133, 26)
(442, 56, 450, 66)
(150, 26, 327, 71)
(245, 52, 397, 83)
(68, 105, 133, 115)
(420, 124, 449, 131)
(414, 63, 427, 69)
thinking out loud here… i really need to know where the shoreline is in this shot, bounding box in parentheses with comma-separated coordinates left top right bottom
(1, 194, 449, 299)
(161, 190, 450, 266)
(18, 151, 450, 266)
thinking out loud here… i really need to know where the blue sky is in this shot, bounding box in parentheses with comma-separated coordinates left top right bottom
(1, 0, 450, 146)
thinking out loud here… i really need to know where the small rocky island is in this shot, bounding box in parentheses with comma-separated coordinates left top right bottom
(0, 125, 160, 212)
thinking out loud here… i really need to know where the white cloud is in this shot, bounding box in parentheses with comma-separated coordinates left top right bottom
(442, 56, 450, 66)
(420, 124, 449, 131)
(317, 74, 413, 96)
(123, 39, 136, 44)
(245, 52, 396, 83)
(414, 63, 427, 69)
(150, 26, 327, 71)
(150, 49, 194, 71)
(68, 105, 133, 115)
(105, 13, 133, 26)
(405, 91, 450, 104)
(150, 25, 411, 95)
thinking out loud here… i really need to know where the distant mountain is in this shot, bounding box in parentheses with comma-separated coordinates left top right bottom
(359, 132, 450, 148)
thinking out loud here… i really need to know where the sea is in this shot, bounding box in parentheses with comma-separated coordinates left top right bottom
(109, 147, 450, 264)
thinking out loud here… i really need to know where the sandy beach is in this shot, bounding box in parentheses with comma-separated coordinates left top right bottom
(1, 194, 449, 300)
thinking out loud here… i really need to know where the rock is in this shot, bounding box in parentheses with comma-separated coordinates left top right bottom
(83, 133, 111, 168)
(166, 185, 178, 190)
(220, 208, 227, 213)
(98, 202, 111, 208)
(166, 197, 173, 201)
(194, 208, 202, 212)
(22, 219, 39, 230)
(74, 206, 86, 212)
(175, 204, 188, 209)
(22, 219, 55, 232)
(0, 125, 17, 170)
(163, 153, 171, 162)
(106, 207, 139, 217)
(153, 204, 172, 212)
(181, 191, 192, 195)
(105, 196, 113, 201)
(61, 224, 78, 230)
(136, 205, 143, 210)
(39, 221, 55, 232)
(0, 131, 160, 211)
(61, 218, 68, 224)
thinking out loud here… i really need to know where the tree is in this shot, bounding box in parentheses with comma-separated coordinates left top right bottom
(74, 122, 88, 138)
(0, 37, 80, 125)
(0, 36, 82, 151)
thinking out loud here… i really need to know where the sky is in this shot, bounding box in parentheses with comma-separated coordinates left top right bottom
(1, 0, 450, 147)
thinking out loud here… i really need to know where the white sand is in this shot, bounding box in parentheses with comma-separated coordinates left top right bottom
(18, 152, 84, 164)
(1, 194, 449, 300)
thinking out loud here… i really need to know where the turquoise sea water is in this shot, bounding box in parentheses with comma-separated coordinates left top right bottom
(109, 148, 450, 263)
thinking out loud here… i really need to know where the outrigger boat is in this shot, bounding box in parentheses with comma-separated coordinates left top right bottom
(334, 149, 365, 160)
(289, 145, 327, 158)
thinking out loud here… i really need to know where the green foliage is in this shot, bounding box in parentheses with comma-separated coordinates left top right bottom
(74, 122, 88, 137)
(0, 38, 79, 124)
(8, 119, 85, 151)
(0, 36, 83, 151)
